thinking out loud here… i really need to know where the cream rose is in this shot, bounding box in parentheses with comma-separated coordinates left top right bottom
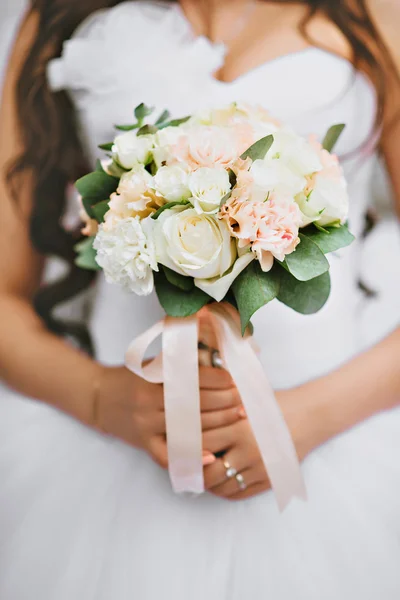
(188, 167, 231, 214)
(153, 165, 191, 202)
(268, 128, 323, 177)
(155, 206, 236, 283)
(296, 174, 349, 227)
(250, 158, 306, 200)
(113, 131, 154, 169)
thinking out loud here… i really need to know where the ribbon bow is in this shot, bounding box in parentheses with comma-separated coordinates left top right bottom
(125, 302, 307, 510)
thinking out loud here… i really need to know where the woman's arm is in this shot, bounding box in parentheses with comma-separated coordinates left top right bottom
(0, 11, 102, 425)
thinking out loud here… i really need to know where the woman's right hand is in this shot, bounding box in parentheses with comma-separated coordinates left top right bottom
(93, 364, 244, 469)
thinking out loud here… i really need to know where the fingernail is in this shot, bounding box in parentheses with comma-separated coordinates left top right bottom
(237, 406, 247, 419)
(202, 453, 216, 466)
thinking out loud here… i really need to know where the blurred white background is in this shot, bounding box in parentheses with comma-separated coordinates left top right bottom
(0, 0, 27, 84)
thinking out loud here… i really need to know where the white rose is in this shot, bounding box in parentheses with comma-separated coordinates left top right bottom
(188, 167, 231, 214)
(113, 131, 154, 169)
(250, 158, 306, 200)
(153, 165, 191, 202)
(268, 128, 322, 176)
(94, 216, 158, 295)
(153, 126, 189, 168)
(296, 175, 349, 227)
(155, 206, 236, 282)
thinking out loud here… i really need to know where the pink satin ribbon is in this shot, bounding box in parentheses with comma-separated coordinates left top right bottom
(125, 302, 307, 510)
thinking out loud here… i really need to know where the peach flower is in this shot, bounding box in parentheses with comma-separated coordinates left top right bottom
(171, 125, 254, 170)
(220, 194, 301, 272)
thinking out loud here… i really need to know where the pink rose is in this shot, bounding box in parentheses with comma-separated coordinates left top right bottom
(220, 194, 301, 272)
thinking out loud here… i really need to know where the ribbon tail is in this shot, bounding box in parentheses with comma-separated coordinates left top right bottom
(210, 305, 307, 511)
(163, 315, 204, 494)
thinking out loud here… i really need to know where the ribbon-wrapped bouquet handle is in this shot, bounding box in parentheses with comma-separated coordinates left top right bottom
(126, 303, 307, 511)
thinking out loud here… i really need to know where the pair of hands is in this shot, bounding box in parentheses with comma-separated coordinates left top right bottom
(95, 364, 316, 501)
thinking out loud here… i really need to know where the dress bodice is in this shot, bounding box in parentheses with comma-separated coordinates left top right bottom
(47, 0, 378, 388)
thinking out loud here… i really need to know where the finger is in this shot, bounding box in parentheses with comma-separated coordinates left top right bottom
(199, 366, 235, 390)
(200, 387, 241, 412)
(202, 423, 239, 456)
(148, 436, 169, 469)
(203, 445, 253, 490)
(210, 465, 269, 498)
(201, 405, 245, 431)
(229, 480, 271, 501)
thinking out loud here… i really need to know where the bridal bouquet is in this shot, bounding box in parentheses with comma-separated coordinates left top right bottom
(75, 102, 354, 508)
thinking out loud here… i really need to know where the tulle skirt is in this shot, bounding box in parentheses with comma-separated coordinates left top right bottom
(1, 383, 400, 600)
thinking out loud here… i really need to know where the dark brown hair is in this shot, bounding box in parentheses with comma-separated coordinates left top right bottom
(8, 0, 398, 352)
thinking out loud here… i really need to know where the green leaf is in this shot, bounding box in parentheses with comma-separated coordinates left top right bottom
(95, 159, 105, 172)
(76, 171, 119, 203)
(137, 124, 158, 136)
(114, 124, 139, 131)
(158, 116, 191, 130)
(155, 109, 171, 125)
(232, 260, 280, 335)
(162, 265, 194, 292)
(301, 223, 355, 254)
(241, 135, 274, 162)
(322, 124, 345, 152)
(277, 269, 331, 314)
(154, 269, 210, 317)
(284, 233, 329, 281)
(134, 103, 154, 123)
(151, 200, 191, 220)
(74, 237, 101, 271)
(91, 200, 110, 224)
(98, 142, 114, 151)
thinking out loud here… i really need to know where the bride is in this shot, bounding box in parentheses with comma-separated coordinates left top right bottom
(1, 1, 400, 598)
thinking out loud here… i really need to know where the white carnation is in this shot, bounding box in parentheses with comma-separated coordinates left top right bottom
(94, 217, 158, 295)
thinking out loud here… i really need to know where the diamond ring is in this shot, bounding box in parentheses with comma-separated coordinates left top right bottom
(236, 473, 247, 491)
(223, 461, 237, 479)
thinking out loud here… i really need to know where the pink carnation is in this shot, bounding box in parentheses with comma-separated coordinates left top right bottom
(220, 194, 301, 272)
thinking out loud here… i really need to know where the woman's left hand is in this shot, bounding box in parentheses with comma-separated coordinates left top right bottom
(203, 388, 320, 501)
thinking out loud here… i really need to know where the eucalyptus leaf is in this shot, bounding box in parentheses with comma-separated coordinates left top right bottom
(76, 171, 119, 204)
(322, 124, 345, 152)
(134, 103, 154, 123)
(98, 142, 114, 151)
(154, 269, 210, 317)
(301, 223, 355, 254)
(137, 124, 158, 136)
(151, 200, 191, 220)
(277, 269, 331, 314)
(241, 135, 274, 162)
(162, 266, 194, 292)
(114, 124, 139, 131)
(91, 200, 110, 224)
(74, 237, 101, 271)
(158, 116, 191, 129)
(155, 109, 171, 125)
(284, 233, 329, 281)
(232, 261, 280, 335)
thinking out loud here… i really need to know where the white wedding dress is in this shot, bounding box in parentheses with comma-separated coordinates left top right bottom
(1, 2, 400, 598)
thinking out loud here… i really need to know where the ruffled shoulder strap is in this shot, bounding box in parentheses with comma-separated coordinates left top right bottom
(47, 1, 175, 93)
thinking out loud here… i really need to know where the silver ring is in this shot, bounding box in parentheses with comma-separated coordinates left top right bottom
(236, 473, 247, 491)
(211, 350, 224, 369)
(223, 461, 237, 479)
